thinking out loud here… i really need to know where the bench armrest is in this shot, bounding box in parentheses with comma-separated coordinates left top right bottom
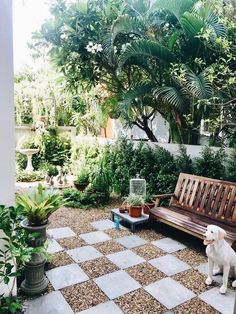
(153, 193, 175, 207)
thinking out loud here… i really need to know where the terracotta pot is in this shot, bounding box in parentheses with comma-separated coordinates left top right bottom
(143, 202, 155, 215)
(129, 205, 143, 218)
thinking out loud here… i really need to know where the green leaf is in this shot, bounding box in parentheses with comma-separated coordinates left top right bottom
(118, 39, 176, 68)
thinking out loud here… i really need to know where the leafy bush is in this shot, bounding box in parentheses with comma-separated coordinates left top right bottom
(226, 148, 236, 182)
(39, 162, 59, 177)
(193, 146, 226, 179)
(63, 188, 109, 208)
(16, 169, 44, 182)
(175, 145, 194, 174)
(0, 205, 32, 312)
(123, 194, 145, 206)
(37, 128, 71, 166)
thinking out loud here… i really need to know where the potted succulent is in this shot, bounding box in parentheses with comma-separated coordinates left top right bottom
(123, 194, 145, 218)
(143, 194, 155, 215)
(16, 184, 64, 295)
(74, 169, 90, 191)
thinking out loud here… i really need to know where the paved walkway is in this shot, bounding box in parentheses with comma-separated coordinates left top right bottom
(25, 218, 235, 314)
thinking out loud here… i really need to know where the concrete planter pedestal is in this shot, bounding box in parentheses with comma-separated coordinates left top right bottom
(20, 220, 48, 295)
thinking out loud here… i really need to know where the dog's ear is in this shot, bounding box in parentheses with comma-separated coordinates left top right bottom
(218, 228, 226, 240)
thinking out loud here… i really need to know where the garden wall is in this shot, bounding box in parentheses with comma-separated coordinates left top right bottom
(76, 136, 233, 158)
(15, 125, 76, 147)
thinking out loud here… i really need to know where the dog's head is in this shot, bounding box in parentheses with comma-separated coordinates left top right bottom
(203, 225, 227, 246)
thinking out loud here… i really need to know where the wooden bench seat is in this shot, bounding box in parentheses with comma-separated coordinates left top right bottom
(149, 173, 236, 249)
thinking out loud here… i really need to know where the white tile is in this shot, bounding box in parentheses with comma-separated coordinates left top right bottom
(90, 219, 115, 231)
(195, 263, 222, 283)
(107, 250, 145, 269)
(77, 301, 123, 314)
(47, 239, 63, 254)
(94, 270, 141, 299)
(152, 237, 186, 253)
(199, 287, 235, 314)
(25, 291, 73, 314)
(47, 227, 76, 239)
(145, 277, 195, 309)
(115, 235, 147, 249)
(80, 231, 111, 244)
(149, 254, 191, 276)
(67, 246, 103, 263)
(46, 263, 89, 290)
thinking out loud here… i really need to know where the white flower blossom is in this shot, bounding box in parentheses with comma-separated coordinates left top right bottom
(86, 42, 103, 54)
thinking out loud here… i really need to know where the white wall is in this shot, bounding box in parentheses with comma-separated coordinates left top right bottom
(0, 0, 16, 296)
(113, 113, 169, 142)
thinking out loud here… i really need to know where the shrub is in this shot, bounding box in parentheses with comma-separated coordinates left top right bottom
(193, 146, 226, 179)
(39, 162, 59, 177)
(226, 148, 236, 182)
(63, 188, 110, 208)
(37, 129, 71, 166)
(175, 145, 194, 174)
(16, 169, 44, 182)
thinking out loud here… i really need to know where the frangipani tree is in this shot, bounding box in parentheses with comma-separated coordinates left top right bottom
(31, 0, 236, 144)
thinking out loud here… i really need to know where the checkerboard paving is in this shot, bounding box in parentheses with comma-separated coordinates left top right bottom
(25, 220, 235, 314)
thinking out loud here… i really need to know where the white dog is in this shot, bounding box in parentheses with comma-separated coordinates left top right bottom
(204, 224, 236, 294)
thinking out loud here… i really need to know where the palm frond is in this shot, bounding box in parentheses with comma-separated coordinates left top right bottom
(154, 86, 186, 111)
(151, 0, 196, 21)
(204, 10, 226, 37)
(180, 12, 205, 38)
(118, 39, 176, 68)
(121, 81, 154, 105)
(111, 15, 145, 42)
(184, 71, 213, 99)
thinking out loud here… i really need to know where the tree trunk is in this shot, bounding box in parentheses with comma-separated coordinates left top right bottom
(133, 116, 158, 142)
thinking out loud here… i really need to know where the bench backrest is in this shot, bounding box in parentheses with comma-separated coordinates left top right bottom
(171, 173, 236, 225)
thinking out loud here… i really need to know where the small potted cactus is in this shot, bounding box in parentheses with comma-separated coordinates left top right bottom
(123, 194, 145, 218)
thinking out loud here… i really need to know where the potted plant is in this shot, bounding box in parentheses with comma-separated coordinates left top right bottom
(16, 184, 64, 295)
(123, 194, 145, 218)
(74, 169, 90, 191)
(143, 194, 155, 215)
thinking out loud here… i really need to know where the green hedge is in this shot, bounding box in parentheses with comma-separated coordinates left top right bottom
(73, 137, 235, 196)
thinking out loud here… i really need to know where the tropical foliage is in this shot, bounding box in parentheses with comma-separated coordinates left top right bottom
(31, 0, 236, 144)
(16, 184, 64, 225)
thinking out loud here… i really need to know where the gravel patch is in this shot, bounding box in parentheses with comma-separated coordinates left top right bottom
(94, 240, 125, 255)
(136, 229, 165, 241)
(105, 228, 132, 239)
(174, 248, 207, 267)
(80, 257, 119, 279)
(57, 236, 86, 250)
(61, 280, 108, 312)
(126, 262, 166, 286)
(46, 252, 74, 270)
(173, 297, 219, 314)
(115, 288, 167, 314)
(132, 244, 165, 260)
(172, 269, 208, 295)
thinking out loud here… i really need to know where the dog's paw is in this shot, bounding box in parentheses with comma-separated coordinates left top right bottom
(219, 285, 227, 294)
(232, 280, 236, 288)
(205, 277, 213, 285)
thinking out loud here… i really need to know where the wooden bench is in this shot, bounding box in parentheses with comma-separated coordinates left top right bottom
(149, 173, 236, 249)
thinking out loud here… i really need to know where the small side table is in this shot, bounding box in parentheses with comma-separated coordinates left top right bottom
(111, 208, 149, 232)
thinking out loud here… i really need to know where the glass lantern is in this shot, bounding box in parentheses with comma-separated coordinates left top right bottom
(130, 174, 146, 196)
